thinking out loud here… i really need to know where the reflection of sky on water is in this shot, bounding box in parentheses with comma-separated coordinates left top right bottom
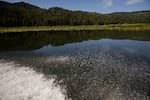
(33, 39, 150, 59)
(0, 38, 150, 100)
(0, 38, 150, 60)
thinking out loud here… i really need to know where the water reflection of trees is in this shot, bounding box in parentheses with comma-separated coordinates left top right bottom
(0, 30, 149, 50)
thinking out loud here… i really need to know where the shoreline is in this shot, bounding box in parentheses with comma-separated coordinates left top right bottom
(0, 24, 150, 33)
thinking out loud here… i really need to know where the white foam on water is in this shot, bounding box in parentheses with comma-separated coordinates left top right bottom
(0, 60, 65, 100)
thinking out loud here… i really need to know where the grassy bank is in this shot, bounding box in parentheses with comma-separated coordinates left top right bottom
(0, 24, 150, 33)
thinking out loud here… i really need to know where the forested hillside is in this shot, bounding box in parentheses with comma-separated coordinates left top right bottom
(0, 1, 150, 26)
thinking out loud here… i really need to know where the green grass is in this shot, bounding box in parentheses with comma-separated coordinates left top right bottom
(0, 24, 150, 33)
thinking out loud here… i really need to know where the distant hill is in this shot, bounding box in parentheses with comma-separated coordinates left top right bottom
(0, 0, 11, 7)
(108, 10, 150, 15)
(0, 1, 150, 26)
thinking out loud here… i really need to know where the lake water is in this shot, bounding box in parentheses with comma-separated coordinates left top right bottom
(0, 31, 150, 100)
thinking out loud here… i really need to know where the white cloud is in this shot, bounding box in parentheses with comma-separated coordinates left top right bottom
(126, 0, 144, 5)
(102, 0, 112, 7)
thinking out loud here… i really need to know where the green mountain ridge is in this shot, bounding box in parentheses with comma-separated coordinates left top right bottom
(0, 0, 150, 26)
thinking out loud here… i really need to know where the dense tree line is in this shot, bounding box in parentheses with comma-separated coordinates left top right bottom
(0, 1, 150, 27)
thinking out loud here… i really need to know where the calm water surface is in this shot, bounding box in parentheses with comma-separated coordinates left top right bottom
(0, 31, 150, 100)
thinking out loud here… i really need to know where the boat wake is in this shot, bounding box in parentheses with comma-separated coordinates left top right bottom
(0, 60, 65, 100)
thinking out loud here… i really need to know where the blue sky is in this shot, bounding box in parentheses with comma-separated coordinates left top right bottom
(4, 0, 150, 13)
